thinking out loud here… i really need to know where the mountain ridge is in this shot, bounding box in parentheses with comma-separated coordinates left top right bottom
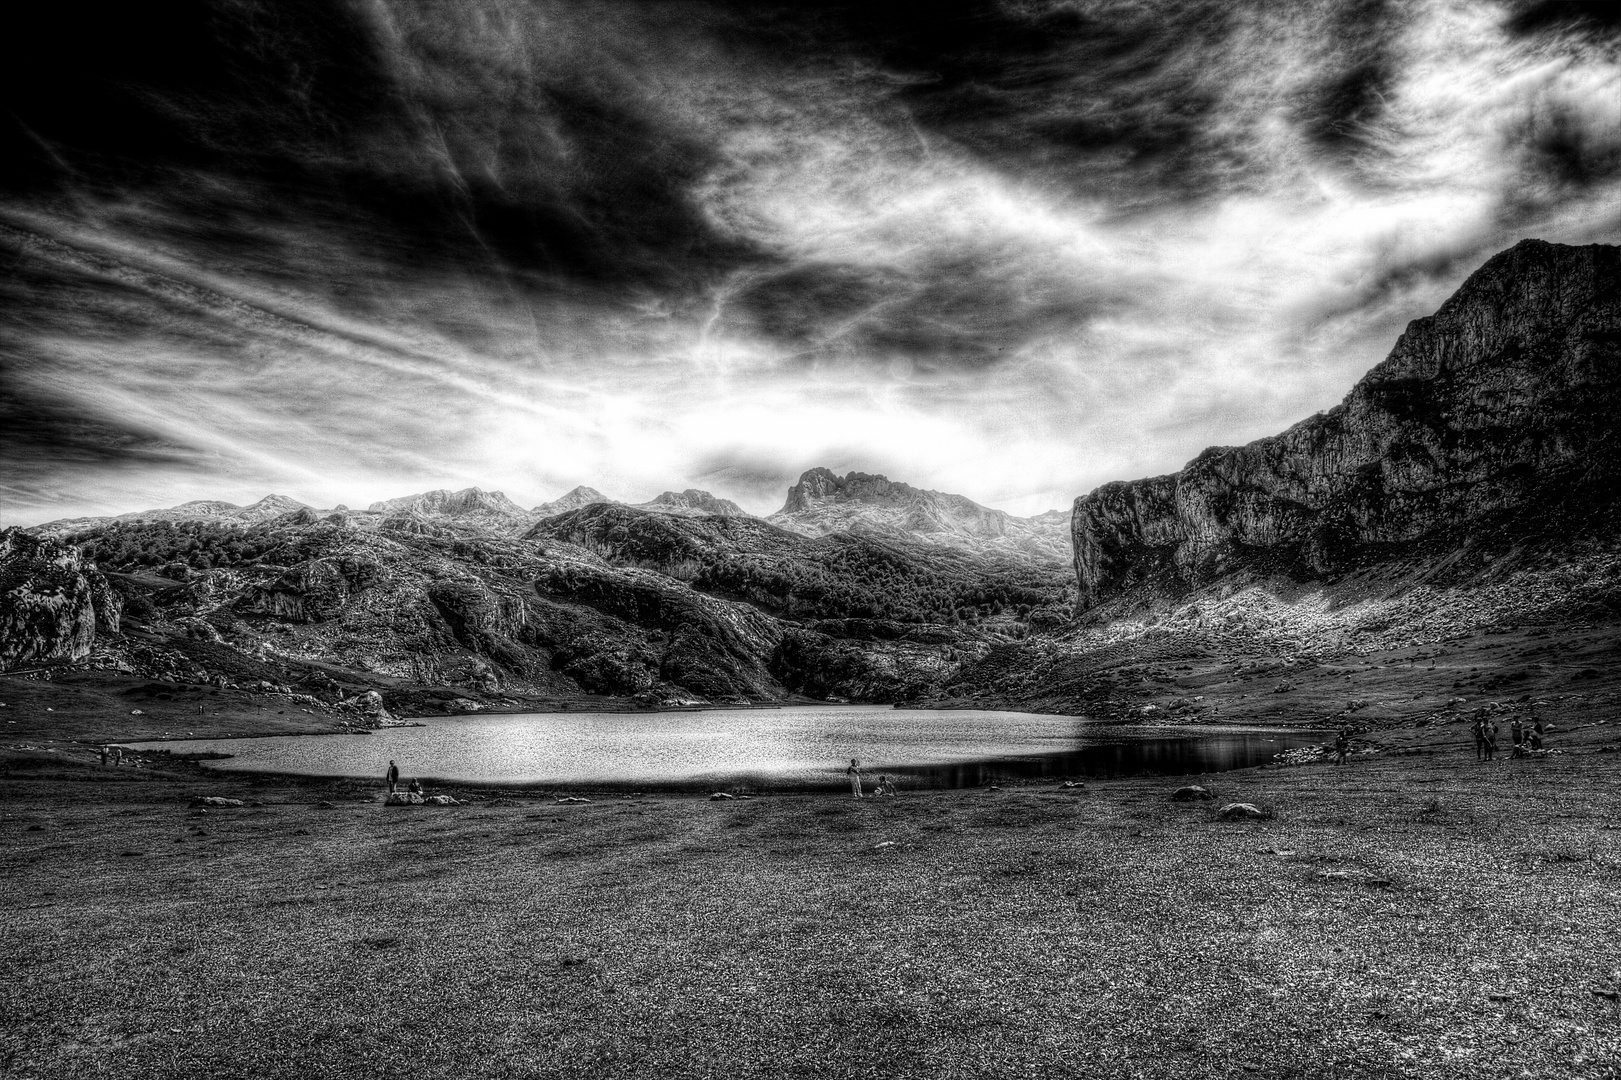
(1071, 238, 1621, 615)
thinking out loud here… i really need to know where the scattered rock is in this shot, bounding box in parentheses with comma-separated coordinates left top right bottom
(384, 792, 425, 806)
(708, 792, 735, 801)
(1315, 868, 1391, 887)
(189, 797, 244, 808)
(1171, 785, 1212, 802)
(1058, 780, 1085, 789)
(1217, 802, 1266, 820)
(422, 795, 461, 806)
(555, 796, 592, 804)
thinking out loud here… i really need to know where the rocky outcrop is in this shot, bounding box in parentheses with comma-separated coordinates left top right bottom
(770, 468, 1069, 560)
(238, 556, 382, 623)
(0, 528, 118, 667)
(1072, 239, 1621, 611)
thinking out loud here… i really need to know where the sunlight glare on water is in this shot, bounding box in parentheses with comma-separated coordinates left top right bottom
(130, 705, 1323, 789)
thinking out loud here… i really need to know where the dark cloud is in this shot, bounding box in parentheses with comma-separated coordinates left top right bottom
(1505, 1, 1621, 40)
(2, 1, 1620, 521)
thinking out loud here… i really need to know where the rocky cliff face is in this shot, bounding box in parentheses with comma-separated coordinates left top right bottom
(1072, 239, 1621, 612)
(0, 528, 119, 667)
(771, 467, 1069, 560)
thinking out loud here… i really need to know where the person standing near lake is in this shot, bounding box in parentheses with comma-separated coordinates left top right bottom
(1472, 717, 1487, 762)
(846, 758, 863, 799)
(1532, 719, 1545, 751)
(1484, 720, 1498, 761)
(1333, 728, 1349, 766)
(1510, 717, 1524, 758)
(386, 759, 399, 793)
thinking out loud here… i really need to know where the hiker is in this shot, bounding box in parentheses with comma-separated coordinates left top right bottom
(407, 778, 423, 796)
(846, 758, 863, 799)
(1510, 718, 1524, 758)
(875, 775, 896, 797)
(1484, 720, 1498, 761)
(113, 746, 124, 766)
(1333, 729, 1349, 766)
(99, 746, 109, 767)
(1531, 720, 1545, 751)
(386, 759, 400, 793)
(1472, 717, 1487, 762)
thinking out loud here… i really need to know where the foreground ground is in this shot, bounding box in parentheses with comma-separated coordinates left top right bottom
(3, 719, 1620, 1079)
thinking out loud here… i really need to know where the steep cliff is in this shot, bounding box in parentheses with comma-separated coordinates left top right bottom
(1072, 239, 1621, 612)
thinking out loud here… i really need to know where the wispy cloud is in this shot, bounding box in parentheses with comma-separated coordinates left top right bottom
(3, 0, 1620, 523)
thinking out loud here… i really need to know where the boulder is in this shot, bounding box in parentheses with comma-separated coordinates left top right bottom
(422, 795, 460, 806)
(384, 792, 426, 806)
(1171, 785, 1212, 802)
(190, 797, 244, 808)
(1218, 802, 1267, 820)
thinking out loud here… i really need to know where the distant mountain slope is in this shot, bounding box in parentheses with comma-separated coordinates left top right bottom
(35, 494, 312, 534)
(366, 487, 530, 521)
(768, 468, 1068, 561)
(637, 489, 749, 517)
(533, 486, 612, 517)
(1071, 239, 1621, 615)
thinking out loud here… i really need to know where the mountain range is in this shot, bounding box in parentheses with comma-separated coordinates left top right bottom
(35, 472, 1065, 557)
(6, 238, 1621, 727)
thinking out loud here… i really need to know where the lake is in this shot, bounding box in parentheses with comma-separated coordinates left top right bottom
(127, 705, 1324, 790)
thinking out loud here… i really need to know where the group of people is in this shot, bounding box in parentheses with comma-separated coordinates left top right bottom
(845, 758, 898, 798)
(1472, 715, 1545, 760)
(384, 759, 422, 796)
(98, 746, 125, 766)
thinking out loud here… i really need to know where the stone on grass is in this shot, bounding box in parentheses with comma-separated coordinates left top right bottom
(1171, 785, 1212, 802)
(189, 797, 244, 808)
(709, 792, 735, 801)
(423, 795, 460, 806)
(1218, 802, 1266, 820)
(384, 792, 425, 806)
(1315, 868, 1391, 887)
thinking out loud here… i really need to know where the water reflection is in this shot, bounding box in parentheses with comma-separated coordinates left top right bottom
(889, 734, 1309, 789)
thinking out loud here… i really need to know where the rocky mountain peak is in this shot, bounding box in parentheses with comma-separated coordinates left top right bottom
(367, 487, 528, 519)
(778, 469, 918, 514)
(770, 467, 1069, 561)
(640, 489, 748, 517)
(533, 485, 611, 517)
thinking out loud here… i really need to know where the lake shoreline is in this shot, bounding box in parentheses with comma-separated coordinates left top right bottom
(116, 708, 1332, 791)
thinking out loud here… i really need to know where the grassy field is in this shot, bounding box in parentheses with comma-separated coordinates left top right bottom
(4, 716, 1621, 1079)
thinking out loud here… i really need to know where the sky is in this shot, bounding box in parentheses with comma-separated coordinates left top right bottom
(4, 0, 1621, 525)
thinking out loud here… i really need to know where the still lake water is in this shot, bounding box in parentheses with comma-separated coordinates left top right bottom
(130, 705, 1323, 790)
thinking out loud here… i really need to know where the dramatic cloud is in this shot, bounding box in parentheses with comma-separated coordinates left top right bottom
(3, 0, 1621, 523)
